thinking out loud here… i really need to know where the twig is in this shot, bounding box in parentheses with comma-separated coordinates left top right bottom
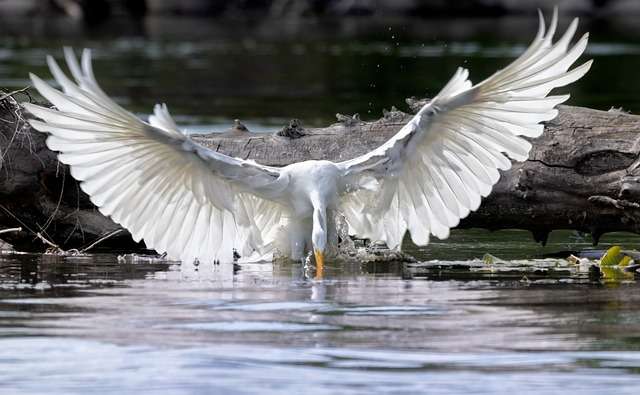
(36, 231, 60, 249)
(0, 87, 31, 102)
(0, 88, 37, 173)
(0, 227, 21, 235)
(0, 204, 64, 253)
(0, 204, 37, 234)
(37, 231, 69, 255)
(40, 164, 66, 232)
(80, 229, 124, 253)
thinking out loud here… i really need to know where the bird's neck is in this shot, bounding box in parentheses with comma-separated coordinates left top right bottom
(310, 194, 328, 253)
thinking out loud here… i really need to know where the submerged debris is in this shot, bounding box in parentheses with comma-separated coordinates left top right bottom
(566, 245, 639, 283)
(37, 229, 124, 256)
(409, 256, 573, 283)
(117, 253, 175, 264)
(360, 242, 416, 263)
(475, 245, 640, 284)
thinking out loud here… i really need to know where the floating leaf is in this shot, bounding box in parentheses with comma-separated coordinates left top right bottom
(619, 256, 632, 268)
(600, 246, 623, 266)
(602, 266, 634, 282)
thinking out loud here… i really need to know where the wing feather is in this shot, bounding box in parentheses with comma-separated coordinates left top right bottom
(338, 9, 591, 249)
(24, 49, 289, 263)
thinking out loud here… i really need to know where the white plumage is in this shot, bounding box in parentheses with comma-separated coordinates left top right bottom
(24, 9, 591, 271)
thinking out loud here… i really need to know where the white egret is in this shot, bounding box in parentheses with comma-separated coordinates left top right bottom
(23, 10, 591, 278)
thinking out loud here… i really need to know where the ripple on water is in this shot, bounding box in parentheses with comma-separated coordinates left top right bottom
(3, 338, 640, 395)
(209, 301, 328, 311)
(162, 321, 340, 332)
(330, 305, 449, 316)
(200, 300, 449, 316)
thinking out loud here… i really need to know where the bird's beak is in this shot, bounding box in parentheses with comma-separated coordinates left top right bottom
(314, 249, 324, 279)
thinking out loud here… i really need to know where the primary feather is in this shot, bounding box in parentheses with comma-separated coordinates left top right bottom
(24, 9, 591, 264)
(337, 8, 591, 249)
(25, 48, 290, 264)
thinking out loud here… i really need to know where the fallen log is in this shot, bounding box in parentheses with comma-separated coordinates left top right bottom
(1, 89, 639, 252)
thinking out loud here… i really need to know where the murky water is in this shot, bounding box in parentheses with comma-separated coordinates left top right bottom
(3, 14, 640, 394)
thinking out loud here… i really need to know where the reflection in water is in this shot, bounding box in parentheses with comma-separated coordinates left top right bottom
(2, 248, 640, 393)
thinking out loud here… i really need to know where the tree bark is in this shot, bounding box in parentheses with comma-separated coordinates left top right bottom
(1, 90, 639, 251)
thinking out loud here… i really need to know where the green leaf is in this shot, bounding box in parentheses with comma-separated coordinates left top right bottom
(602, 266, 635, 282)
(619, 256, 633, 268)
(600, 246, 623, 266)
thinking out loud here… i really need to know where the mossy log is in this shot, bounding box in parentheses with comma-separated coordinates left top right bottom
(1, 90, 639, 252)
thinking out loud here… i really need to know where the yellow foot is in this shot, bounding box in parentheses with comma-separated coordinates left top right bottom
(313, 249, 324, 280)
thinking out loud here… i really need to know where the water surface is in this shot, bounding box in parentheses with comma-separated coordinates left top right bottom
(2, 230, 640, 394)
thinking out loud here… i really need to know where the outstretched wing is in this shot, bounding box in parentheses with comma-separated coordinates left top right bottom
(24, 48, 290, 263)
(338, 9, 592, 249)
